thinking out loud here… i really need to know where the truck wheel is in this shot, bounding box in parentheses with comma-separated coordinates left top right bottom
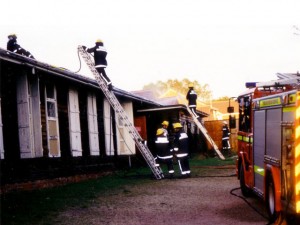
(240, 164, 251, 197)
(266, 176, 278, 223)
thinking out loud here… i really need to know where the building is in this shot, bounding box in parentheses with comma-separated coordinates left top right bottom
(0, 48, 208, 186)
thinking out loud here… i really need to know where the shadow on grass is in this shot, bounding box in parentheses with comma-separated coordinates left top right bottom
(0, 155, 236, 225)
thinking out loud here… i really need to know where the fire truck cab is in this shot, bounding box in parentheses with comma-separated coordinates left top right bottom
(237, 73, 300, 222)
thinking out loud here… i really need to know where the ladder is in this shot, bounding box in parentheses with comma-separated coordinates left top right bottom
(186, 106, 225, 160)
(78, 45, 164, 179)
(255, 73, 300, 88)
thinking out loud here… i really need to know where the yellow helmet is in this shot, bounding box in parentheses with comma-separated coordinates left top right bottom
(156, 128, 164, 136)
(188, 83, 194, 88)
(96, 39, 103, 43)
(8, 33, 17, 39)
(161, 121, 169, 126)
(173, 122, 182, 129)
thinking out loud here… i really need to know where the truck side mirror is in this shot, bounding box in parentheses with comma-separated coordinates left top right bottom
(227, 106, 234, 113)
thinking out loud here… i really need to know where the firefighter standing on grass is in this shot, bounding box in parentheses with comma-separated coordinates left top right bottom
(155, 128, 174, 178)
(173, 122, 191, 178)
(82, 39, 112, 90)
(222, 121, 231, 156)
(161, 120, 169, 136)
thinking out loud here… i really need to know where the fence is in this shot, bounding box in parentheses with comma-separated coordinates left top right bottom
(204, 120, 238, 153)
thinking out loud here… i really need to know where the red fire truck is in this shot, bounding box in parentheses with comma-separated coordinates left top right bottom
(236, 73, 300, 222)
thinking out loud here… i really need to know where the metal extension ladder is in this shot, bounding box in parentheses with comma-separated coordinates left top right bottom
(186, 106, 225, 160)
(78, 45, 164, 179)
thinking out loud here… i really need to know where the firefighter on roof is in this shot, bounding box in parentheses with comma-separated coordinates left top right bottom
(186, 83, 199, 119)
(173, 122, 191, 178)
(7, 34, 35, 59)
(82, 39, 112, 90)
(155, 128, 174, 178)
(222, 121, 231, 156)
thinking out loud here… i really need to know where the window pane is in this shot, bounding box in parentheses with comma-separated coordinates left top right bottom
(47, 102, 56, 117)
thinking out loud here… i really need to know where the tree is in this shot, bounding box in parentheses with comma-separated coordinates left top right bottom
(213, 96, 230, 101)
(143, 79, 212, 103)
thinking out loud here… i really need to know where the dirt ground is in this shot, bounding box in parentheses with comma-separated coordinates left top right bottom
(53, 167, 273, 225)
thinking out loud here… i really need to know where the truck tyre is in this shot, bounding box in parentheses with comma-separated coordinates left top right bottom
(266, 175, 278, 223)
(240, 164, 251, 197)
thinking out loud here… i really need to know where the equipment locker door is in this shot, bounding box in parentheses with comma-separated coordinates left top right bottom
(253, 110, 266, 194)
(266, 108, 281, 159)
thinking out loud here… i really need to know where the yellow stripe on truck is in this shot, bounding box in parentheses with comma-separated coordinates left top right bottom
(295, 92, 300, 213)
(254, 165, 264, 176)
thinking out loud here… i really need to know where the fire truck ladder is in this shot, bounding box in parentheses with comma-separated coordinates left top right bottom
(256, 73, 300, 88)
(78, 45, 164, 180)
(186, 106, 225, 160)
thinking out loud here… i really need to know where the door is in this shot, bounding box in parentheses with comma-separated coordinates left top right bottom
(0, 97, 4, 159)
(68, 89, 82, 157)
(17, 73, 32, 158)
(115, 102, 135, 155)
(103, 99, 115, 156)
(87, 93, 100, 156)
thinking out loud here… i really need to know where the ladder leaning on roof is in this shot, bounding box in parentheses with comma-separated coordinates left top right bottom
(186, 106, 225, 160)
(78, 45, 164, 180)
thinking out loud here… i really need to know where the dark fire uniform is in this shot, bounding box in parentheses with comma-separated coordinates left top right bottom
(186, 85, 199, 119)
(155, 128, 174, 176)
(83, 40, 112, 89)
(222, 122, 231, 155)
(7, 34, 35, 59)
(173, 123, 191, 177)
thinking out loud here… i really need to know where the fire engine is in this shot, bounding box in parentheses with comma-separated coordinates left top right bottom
(236, 72, 300, 222)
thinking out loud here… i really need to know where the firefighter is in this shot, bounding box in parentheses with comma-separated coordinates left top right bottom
(7, 34, 35, 59)
(222, 121, 231, 156)
(82, 39, 112, 90)
(161, 120, 169, 136)
(173, 122, 191, 178)
(155, 128, 174, 178)
(186, 83, 199, 119)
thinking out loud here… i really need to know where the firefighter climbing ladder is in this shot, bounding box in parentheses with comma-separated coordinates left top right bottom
(186, 107, 225, 160)
(78, 46, 164, 180)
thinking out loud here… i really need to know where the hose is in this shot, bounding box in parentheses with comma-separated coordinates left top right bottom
(74, 48, 82, 73)
(229, 187, 270, 223)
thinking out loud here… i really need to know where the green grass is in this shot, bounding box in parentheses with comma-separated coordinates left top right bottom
(0, 155, 236, 225)
(189, 153, 237, 167)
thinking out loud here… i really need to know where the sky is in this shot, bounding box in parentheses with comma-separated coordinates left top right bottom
(1, 0, 299, 99)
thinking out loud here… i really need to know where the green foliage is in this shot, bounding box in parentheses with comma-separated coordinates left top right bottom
(143, 78, 212, 102)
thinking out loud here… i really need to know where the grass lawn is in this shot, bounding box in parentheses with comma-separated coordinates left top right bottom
(0, 154, 236, 225)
